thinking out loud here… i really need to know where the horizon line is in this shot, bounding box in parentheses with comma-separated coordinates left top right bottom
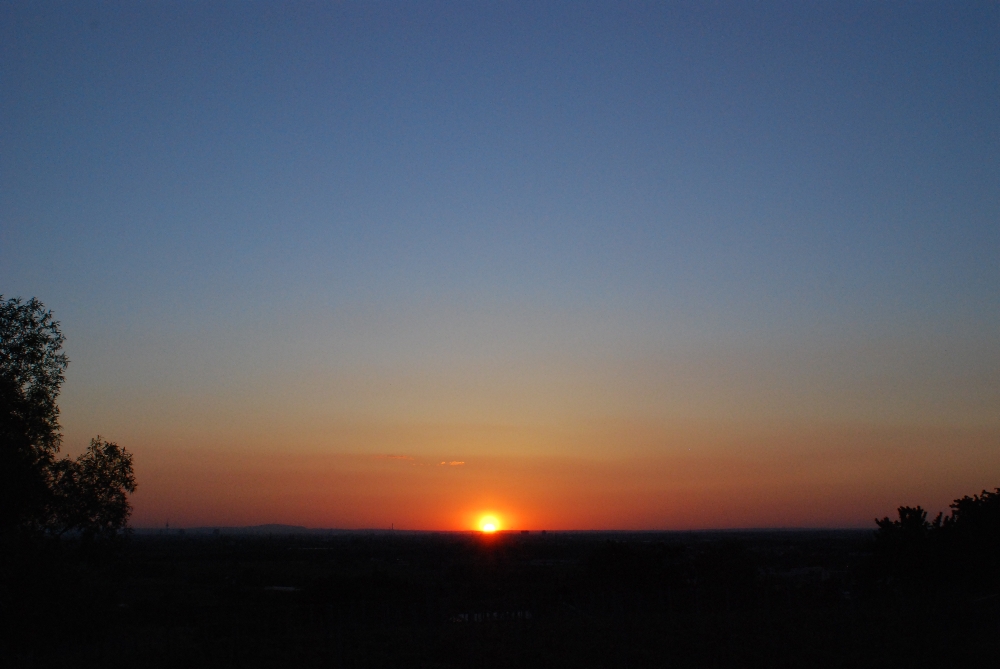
(131, 524, 873, 533)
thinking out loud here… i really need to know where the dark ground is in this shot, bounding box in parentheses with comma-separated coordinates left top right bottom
(4, 528, 999, 668)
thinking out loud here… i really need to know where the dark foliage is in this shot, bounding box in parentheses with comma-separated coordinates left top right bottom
(50, 437, 137, 539)
(873, 489, 1000, 595)
(942, 489, 1000, 592)
(0, 296, 136, 540)
(0, 296, 68, 535)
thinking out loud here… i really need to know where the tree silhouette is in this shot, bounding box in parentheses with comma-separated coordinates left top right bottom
(0, 296, 135, 541)
(941, 488, 1000, 592)
(0, 296, 68, 536)
(50, 437, 136, 539)
(874, 490, 1000, 595)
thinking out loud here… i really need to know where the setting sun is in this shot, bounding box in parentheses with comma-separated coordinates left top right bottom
(478, 515, 500, 533)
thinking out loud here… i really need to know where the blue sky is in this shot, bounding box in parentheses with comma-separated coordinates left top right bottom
(2, 2, 998, 527)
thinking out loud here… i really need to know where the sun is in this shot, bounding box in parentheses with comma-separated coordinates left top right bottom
(478, 515, 500, 533)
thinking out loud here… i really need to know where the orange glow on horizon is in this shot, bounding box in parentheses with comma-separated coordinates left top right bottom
(127, 425, 1000, 531)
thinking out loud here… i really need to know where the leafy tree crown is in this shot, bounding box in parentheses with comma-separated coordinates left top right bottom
(0, 295, 68, 459)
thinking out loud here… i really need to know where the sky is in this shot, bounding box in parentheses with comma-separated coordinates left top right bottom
(2, 1, 998, 530)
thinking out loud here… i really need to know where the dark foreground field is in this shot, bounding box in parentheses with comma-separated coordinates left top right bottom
(5, 528, 999, 668)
